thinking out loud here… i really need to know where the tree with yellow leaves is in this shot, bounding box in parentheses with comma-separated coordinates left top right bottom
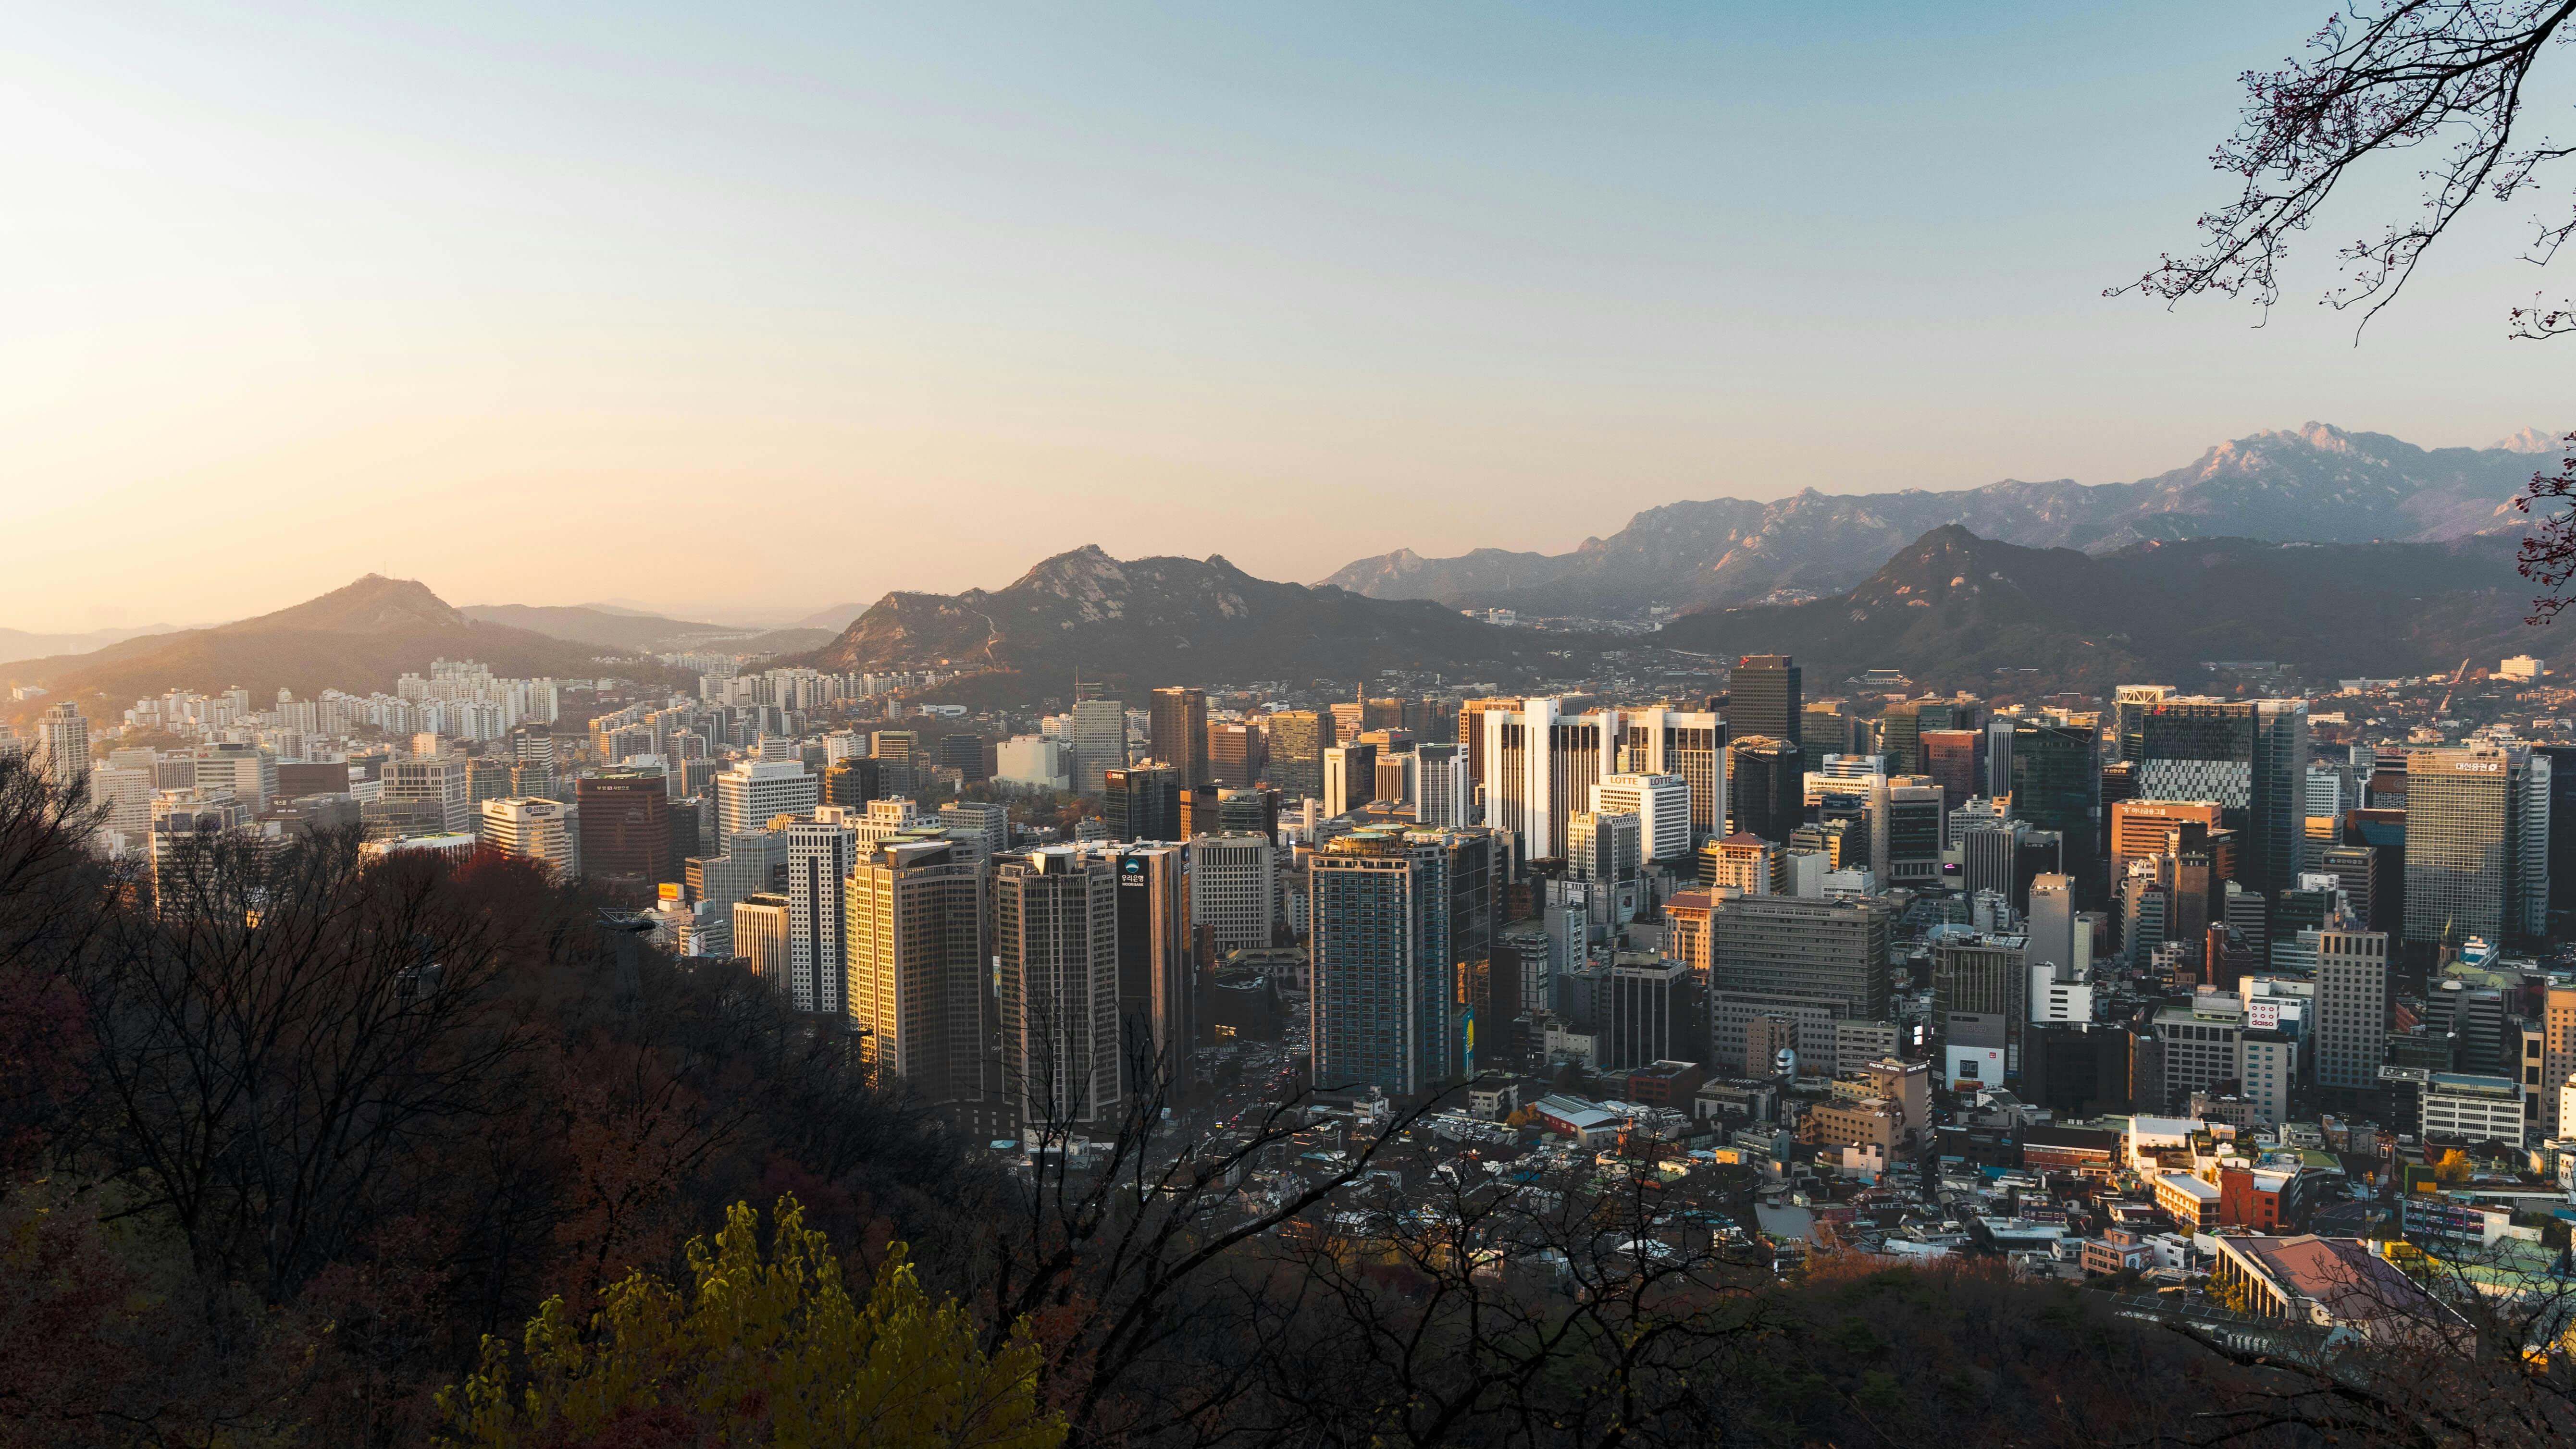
(2432, 1149, 2474, 1185)
(437, 1196, 1063, 1449)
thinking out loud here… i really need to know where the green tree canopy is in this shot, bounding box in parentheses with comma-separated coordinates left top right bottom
(439, 1197, 1063, 1449)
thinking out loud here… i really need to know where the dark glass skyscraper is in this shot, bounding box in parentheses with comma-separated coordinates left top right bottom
(1309, 830, 1454, 1097)
(1726, 736, 1803, 844)
(1261, 710, 1328, 802)
(1103, 764, 1181, 842)
(2126, 697, 2309, 897)
(822, 757, 882, 809)
(2536, 743, 2576, 936)
(1149, 687, 1211, 787)
(1101, 842, 1192, 1098)
(1878, 699, 1923, 775)
(1730, 655, 1803, 750)
(1920, 729, 1983, 808)
(2008, 720, 2100, 894)
(575, 766, 675, 886)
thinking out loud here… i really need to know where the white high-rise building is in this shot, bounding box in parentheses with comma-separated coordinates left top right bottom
(148, 790, 250, 909)
(1414, 743, 1472, 829)
(851, 797, 920, 846)
(1480, 698, 1616, 861)
(2304, 764, 2352, 819)
(940, 800, 1010, 859)
(714, 758, 819, 841)
(1189, 831, 1276, 951)
(1567, 810, 1642, 923)
(731, 893, 793, 990)
(1323, 744, 1374, 819)
(1619, 708, 1724, 843)
(2314, 929, 2390, 1091)
(36, 702, 89, 792)
(384, 754, 472, 834)
(786, 808, 861, 1015)
(2025, 873, 2078, 973)
(192, 742, 278, 815)
(996, 735, 1072, 791)
(2028, 958, 2095, 1025)
(478, 797, 581, 878)
(1592, 773, 1690, 862)
(88, 764, 157, 848)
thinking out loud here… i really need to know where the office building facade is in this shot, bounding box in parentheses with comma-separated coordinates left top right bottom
(994, 850, 1123, 1127)
(845, 839, 988, 1106)
(1070, 699, 1127, 796)
(1730, 655, 1802, 749)
(1593, 771, 1691, 862)
(576, 766, 674, 886)
(1189, 831, 1275, 952)
(1262, 710, 1329, 802)
(2403, 743, 2550, 944)
(785, 808, 861, 1015)
(731, 892, 793, 989)
(1309, 830, 1453, 1096)
(715, 758, 818, 841)
(2125, 697, 2310, 897)
(1104, 763, 1182, 841)
(1323, 742, 1377, 819)
(1099, 841, 1194, 1097)
(1149, 687, 1211, 787)
(1726, 736, 1803, 844)
(477, 796, 580, 878)
(2313, 928, 2390, 1092)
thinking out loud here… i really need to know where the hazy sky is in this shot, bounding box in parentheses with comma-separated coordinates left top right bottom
(8, 3, 2573, 629)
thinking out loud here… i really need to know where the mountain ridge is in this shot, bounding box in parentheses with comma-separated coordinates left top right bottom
(5, 576, 647, 722)
(458, 602, 750, 651)
(798, 544, 1578, 700)
(1652, 524, 2551, 695)
(1321, 422, 2549, 618)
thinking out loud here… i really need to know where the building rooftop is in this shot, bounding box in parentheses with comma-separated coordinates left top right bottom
(2425, 1072, 2519, 1096)
(1530, 1094, 1620, 1132)
(2216, 1234, 2449, 1329)
(2155, 1172, 2221, 1202)
(2022, 1125, 2120, 1152)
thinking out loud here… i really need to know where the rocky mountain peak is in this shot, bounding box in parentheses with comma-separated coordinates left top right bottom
(238, 575, 465, 635)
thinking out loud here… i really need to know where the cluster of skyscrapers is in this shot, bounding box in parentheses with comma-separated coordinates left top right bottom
(13, 645, 2576, 1153)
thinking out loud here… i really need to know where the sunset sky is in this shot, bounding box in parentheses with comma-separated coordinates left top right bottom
(7, 2, 2571, 630)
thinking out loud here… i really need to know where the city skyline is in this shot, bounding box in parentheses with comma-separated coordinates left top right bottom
(24, 7, 2576, 1442)
(12, 3, 2575, 629)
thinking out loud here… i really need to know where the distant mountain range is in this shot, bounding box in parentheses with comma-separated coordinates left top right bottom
(1321, 423, 2553, 619)
(0, 623, 185, 669)
(456, 602, 831, 656)
(4, 576, 650, 723)
(785, 602, 871, 632)
(797, 545, 1573, 702)
(457, 602, 743, 651)
(1654, 525, 2553, 695)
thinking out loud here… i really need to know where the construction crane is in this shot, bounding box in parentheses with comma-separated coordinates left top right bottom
(2435, 657, 2471, 717)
